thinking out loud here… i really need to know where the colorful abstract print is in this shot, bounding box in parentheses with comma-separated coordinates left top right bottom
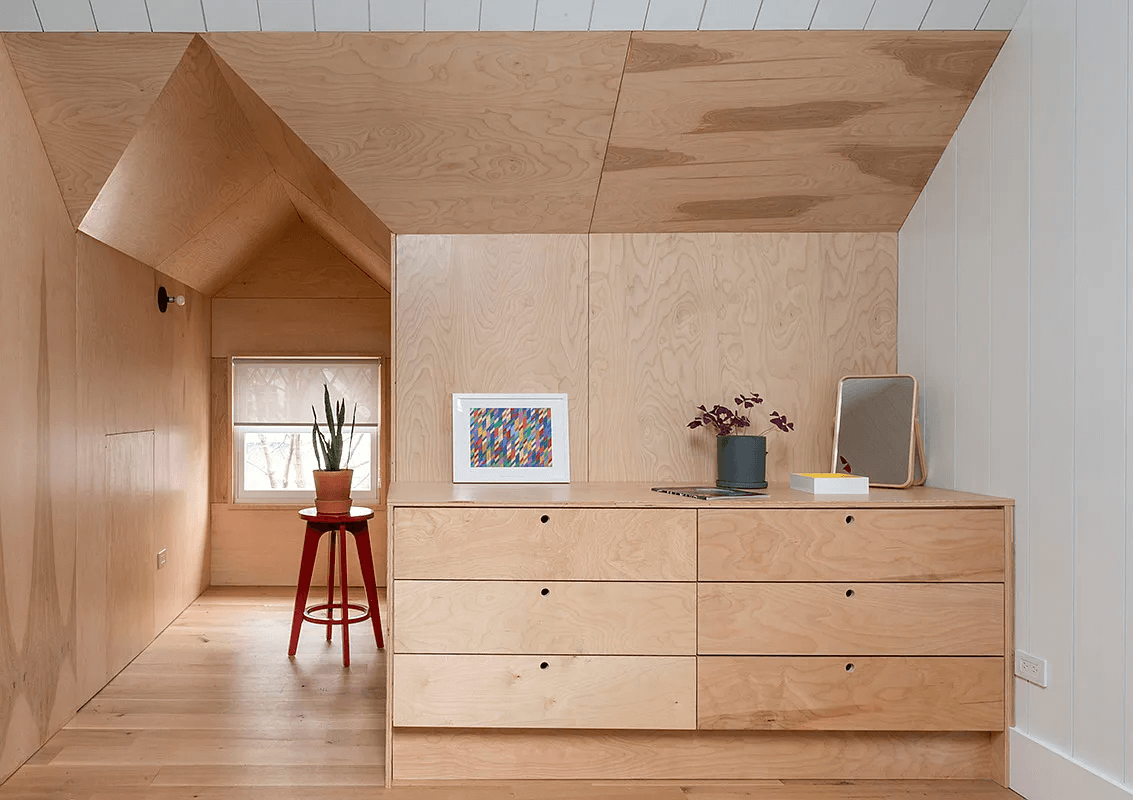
(469, 407, 553, 468)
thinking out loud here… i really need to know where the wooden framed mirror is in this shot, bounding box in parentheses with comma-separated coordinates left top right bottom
(832, 375, 920, 488)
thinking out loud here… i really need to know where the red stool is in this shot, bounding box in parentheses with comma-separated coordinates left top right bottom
(288, 506, 385, 667)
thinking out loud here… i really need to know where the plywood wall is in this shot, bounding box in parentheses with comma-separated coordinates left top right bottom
(0, 36, 80, 783)
(75, 234, 211, 692)
(393, 233, 895, 485)
(898, 3, 1133, 797)
(394, 235, 591, 483)
(590, 233, 896, 483)
(209, 221, 391, 587)
(0, 40, 211, 783)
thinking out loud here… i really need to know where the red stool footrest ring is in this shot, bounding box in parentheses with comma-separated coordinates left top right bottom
(302, 601, 372, 626)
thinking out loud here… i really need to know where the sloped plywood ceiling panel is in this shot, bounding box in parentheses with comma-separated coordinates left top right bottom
(79, 36, 274, 266)
(2, 33, 193, 227)
(203, 32, 630, 234)
(592, 31, 1006, 232)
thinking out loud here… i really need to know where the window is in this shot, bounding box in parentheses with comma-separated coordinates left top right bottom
(232, 357, 380, 503)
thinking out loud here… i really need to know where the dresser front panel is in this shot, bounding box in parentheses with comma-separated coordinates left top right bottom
(394, 507, 696, 580)
(697, 583, 1004, 656)
(395, 580, 696, 655)
(698, 508, 1005, 582)
(698, 656, 1004, 731)
(394, 654, 697, 729)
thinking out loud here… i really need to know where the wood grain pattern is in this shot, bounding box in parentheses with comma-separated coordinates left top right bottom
(1, 33, 193, 226)
(394, 580, 696, 655)
(0, 35, 80, 782)
(210, 359, 231, 504)
(79, 37, 274, 269)
(698, 508, 1005, 582)
(215, 218, 388, 298)
(105, 432, 155, 677)
(155, 173, 297, 296)
(206, 46, 392, 286)
(393, 654, 696, 729)
(697, 657, 1004, 731)
(588, 233, 896, 484)
(391, 729, 997, 782)
(210, 298, 391, 358)
(73, 235, 211, 733)
(283, 181, 392, 290)
(209, 504, 387, 588)
(393, 507, 695, 580)
(1, 589, 387, 796)
(204, 32, 628, 234)
(593, 31, 1007, 231)
(394, 235, 589, 482)
(697, 583, 1004, 656)
(150, 271, 211, 633)
(386, 481, 1014, 509)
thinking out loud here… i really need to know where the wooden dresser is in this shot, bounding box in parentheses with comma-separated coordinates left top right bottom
(386, 482, 1013, 786)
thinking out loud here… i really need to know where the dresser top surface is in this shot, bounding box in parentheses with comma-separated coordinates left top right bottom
(387, 482, 1013, 509)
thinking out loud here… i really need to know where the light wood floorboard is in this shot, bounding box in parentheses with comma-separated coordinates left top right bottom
(0, 588, 1021, 799)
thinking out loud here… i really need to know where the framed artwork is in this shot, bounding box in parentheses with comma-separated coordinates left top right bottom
(452, 393, 570, 483)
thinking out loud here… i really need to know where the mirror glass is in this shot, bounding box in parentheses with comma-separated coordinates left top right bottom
(832, 375, 917, 488)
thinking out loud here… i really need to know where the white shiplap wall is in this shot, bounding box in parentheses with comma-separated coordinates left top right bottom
(898, 0, 1133, 796)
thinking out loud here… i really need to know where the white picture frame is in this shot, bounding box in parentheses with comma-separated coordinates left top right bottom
(452, 393, 570, 483)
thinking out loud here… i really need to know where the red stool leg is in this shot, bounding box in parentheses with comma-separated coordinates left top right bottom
(352, 523, 385, 649)
(288, 524, 323, 656)
(325, 529, 336, 641)
(339, 523, 350, 667)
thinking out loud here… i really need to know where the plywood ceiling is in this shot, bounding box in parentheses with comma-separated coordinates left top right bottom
(4, 30, 1007, 243)
(205, 32, 629, 233)
(2, 33, 191, 225)
(592, 31, 1006, 231)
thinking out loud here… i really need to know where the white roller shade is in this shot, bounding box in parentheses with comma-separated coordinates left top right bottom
(232, 358, 380, 426)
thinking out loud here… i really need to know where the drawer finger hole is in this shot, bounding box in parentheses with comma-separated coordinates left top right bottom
(845, 588, 855, 598)
(540, 514, 550, 524)
(540, 588, 550, 596)
(540, 661, 549, 670)
(845, 662, 855, 673)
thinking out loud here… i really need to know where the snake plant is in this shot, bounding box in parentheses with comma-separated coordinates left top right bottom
(311, 384, 356, 471)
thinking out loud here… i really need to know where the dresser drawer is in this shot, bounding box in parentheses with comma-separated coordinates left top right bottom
(698, 508, 1005, 582)
(698, 656, 1003, 731)
(394, 507, 696, 580)
(698, 583, 1004, 656)
(395, 580, 696, 655)
(394, 654, 696, 729)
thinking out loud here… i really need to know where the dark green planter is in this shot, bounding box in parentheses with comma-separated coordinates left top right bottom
(716, 435, 768, 490)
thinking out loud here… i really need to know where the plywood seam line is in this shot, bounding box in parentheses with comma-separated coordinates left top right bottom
(588, 33, 633, 234)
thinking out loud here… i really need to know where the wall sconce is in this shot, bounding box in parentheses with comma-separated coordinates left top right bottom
(157, 286, 185, 313)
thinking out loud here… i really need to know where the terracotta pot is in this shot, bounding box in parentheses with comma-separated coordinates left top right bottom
(313, 469, 353, 515)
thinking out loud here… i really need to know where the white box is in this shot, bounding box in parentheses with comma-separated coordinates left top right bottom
(790, 472, 869, 494)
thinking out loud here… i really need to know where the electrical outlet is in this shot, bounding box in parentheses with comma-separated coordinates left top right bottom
(1015, 650, 1048, 687)
(157, 549, 167, 570)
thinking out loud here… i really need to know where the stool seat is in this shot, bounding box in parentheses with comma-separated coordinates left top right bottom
(299, 506, 375, 524)
(288, 506, 384, 667)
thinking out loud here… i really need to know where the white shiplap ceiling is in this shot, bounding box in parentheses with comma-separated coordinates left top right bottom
(1, 0, 1029, 31)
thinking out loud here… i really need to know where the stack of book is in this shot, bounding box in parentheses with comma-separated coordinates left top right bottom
(790, 472, 869, 494)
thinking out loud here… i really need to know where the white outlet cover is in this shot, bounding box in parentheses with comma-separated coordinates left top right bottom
(1015, 649, 1048, 688)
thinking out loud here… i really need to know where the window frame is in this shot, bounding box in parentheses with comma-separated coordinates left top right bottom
(231, 356, 382, 506)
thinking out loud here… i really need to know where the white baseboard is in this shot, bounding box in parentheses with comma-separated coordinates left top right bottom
(1011, 729, 1132, 800)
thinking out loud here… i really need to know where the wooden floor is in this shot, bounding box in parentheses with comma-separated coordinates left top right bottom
(0, 588, 1023, 799)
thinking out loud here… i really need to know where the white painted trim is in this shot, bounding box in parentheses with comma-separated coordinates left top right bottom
(1011, 729, 1133, 800)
